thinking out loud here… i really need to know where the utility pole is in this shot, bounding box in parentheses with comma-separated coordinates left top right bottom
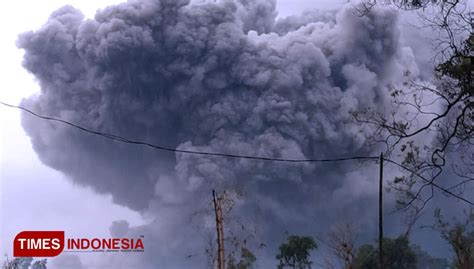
(212, 190, 225, 269)
(378, 152, 384, 269)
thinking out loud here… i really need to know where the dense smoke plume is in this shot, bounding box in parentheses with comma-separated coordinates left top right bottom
(17, 0, 424, 267)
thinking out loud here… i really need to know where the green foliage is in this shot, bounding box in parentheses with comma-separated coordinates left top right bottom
(353, 236, 417, 269)
(353, 244, 377, 269)
(276, 235, 317, 269)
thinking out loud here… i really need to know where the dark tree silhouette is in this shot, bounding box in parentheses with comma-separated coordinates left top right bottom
(276, 235, 317, 269)
(1, 258, 47, 269)
(352, 236, 417, 269)
(352, 0, 473, 231)
(427, 209, 474, 269)
(325, 224, 356, 269)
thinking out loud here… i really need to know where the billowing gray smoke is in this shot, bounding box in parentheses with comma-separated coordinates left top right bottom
(17, 0, 420, 267)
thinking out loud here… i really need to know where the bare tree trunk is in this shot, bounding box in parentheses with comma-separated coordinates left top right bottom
(213, 190, 225, 269)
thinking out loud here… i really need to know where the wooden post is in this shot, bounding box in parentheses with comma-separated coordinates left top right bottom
(379, 153, 384, 269)
(213, 190, 225, 269)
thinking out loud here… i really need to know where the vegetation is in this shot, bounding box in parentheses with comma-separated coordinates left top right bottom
(1, 258, 47, 269)
(411, 245, 448, 269)
(352, 0, 473, 241)
(276, 235, 317, 269)
(349, 0, 473, 267)
(429, 209, 474, 269)
(227, 246, 256, 269)
(353, 236, 417, 269)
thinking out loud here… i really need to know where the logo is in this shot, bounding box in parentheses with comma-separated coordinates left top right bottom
(14, 231, 64, 257)
(67, 238, 144, 252)
(13, 231, 144, 257)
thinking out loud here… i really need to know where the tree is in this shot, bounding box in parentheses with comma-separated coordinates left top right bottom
(30, 260, 47, 269)
(276, 235, 317, 269)
(1, 258, 47, 269)
(352, 0, 473, 230)
(325, 224, 356, 269)
(353, 236, 417, 269)
(352, 236, 448, 269)
(353, 244, 377, 269)
(411, 244, 448, 269)
(189, 190, 260, 269)
(428, 209, 474, 269)
(1, 258, 18, 269)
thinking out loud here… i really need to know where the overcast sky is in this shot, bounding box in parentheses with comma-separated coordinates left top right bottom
(0, 0, 345, 266)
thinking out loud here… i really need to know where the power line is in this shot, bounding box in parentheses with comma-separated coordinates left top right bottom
(384, 158, 474, 206)
(1, 101, 473, 206)
(0, 101, 377, 163)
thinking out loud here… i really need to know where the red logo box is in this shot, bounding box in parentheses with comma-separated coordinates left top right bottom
(14, 231, 64, 257)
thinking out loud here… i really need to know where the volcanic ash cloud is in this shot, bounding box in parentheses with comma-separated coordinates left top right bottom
(17, 0, 419, 267)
